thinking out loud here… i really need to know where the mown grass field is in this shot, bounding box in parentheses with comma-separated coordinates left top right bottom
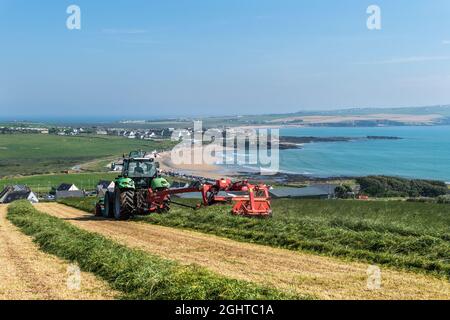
(8, 201, 298, 300)
(0, 134, 175, 177)
(61, 197, 450, 278)
(0, 172, 119, 194)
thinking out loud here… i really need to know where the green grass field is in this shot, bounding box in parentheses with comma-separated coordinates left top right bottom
(0, 134, 175, 177)
(0, 173, 192, 195)
(8, 201, 298, 300)
(0, 172, 119, 194)
(61, 197, 450, 278)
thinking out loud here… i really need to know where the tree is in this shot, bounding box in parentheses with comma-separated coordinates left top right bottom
(335, 184, 353, 199)
(356, 176, 448, 198)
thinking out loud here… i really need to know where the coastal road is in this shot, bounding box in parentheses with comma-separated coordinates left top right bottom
(0, 205, 117, 300)
(36, 203, 450, 300)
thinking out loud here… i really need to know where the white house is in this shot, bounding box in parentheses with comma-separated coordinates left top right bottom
(96, 181, 115, 196)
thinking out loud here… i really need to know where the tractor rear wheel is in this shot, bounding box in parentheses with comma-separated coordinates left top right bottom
(103, 192, 114, 218)
(113, 189, 135, 220)
(136, 190, 148, 215)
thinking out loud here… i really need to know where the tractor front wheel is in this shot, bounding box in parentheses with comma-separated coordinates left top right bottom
(113, 189, 135, 220)
(103, 192, 114, 218)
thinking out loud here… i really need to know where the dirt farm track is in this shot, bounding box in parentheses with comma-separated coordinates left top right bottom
(19, 203, 449, 300)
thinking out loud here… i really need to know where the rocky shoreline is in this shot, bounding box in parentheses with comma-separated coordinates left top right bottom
(277, 135, 402, 150)
(232, 170, 354, 184)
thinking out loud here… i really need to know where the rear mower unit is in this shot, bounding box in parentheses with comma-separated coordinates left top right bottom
(96, 151, 272, 220)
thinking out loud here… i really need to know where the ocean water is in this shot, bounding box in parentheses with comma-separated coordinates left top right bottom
(278, 126, 450, 181)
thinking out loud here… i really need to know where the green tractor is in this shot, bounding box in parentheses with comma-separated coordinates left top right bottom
(97, 151, 171, 220)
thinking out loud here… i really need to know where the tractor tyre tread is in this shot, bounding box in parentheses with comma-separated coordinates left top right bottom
(114, 189, 135, 220)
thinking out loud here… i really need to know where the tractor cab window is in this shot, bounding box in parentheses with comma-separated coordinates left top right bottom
(127, 160, 157, 178)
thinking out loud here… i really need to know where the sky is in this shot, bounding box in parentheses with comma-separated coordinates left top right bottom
(1, 0, 450, 119)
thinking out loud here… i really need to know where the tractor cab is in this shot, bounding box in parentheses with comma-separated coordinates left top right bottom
(122, 157, 158, 188)
(123, 158, 158, 178)
(118, 151, 168, 190)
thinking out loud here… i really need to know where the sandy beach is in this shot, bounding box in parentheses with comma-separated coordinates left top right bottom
(158, 148, 238, 180)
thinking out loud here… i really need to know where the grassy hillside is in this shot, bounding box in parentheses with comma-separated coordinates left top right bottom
(0, 134, 175, 177)
(8, 201, 297, 300)
(61, 197, 450, 277)
(116, 106, 450, 128)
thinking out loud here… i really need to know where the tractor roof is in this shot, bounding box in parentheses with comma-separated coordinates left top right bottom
(124, 150, 156, 161)
(126, 157, 154, 161)
(128, 150, 147, 158)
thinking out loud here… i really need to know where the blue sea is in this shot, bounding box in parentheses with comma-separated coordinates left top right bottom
(276, 126, 450, 181)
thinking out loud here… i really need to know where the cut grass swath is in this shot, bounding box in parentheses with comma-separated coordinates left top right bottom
(60, 197, 450, 278)
(7, 201, 302, 300)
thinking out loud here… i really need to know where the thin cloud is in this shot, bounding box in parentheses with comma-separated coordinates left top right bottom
(118, 39, 158, 45)
(356, 56, 450, 65)
(101, 28, 148, 35)
(443, 40, 450, 45)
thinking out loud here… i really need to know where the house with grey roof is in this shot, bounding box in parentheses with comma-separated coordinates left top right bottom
(0, 186, 13, 203)
(56, 183, 79, 192)
(0, 185, 38, 204)
(55, 183, 83, 200)
(3, 190, 39, 204)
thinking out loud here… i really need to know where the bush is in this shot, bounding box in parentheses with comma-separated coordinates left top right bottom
(334, 184, 353, 199)
(437, 196, 450, 204)
(410, 195, 450, 204)
(357, 176, 448, 198)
